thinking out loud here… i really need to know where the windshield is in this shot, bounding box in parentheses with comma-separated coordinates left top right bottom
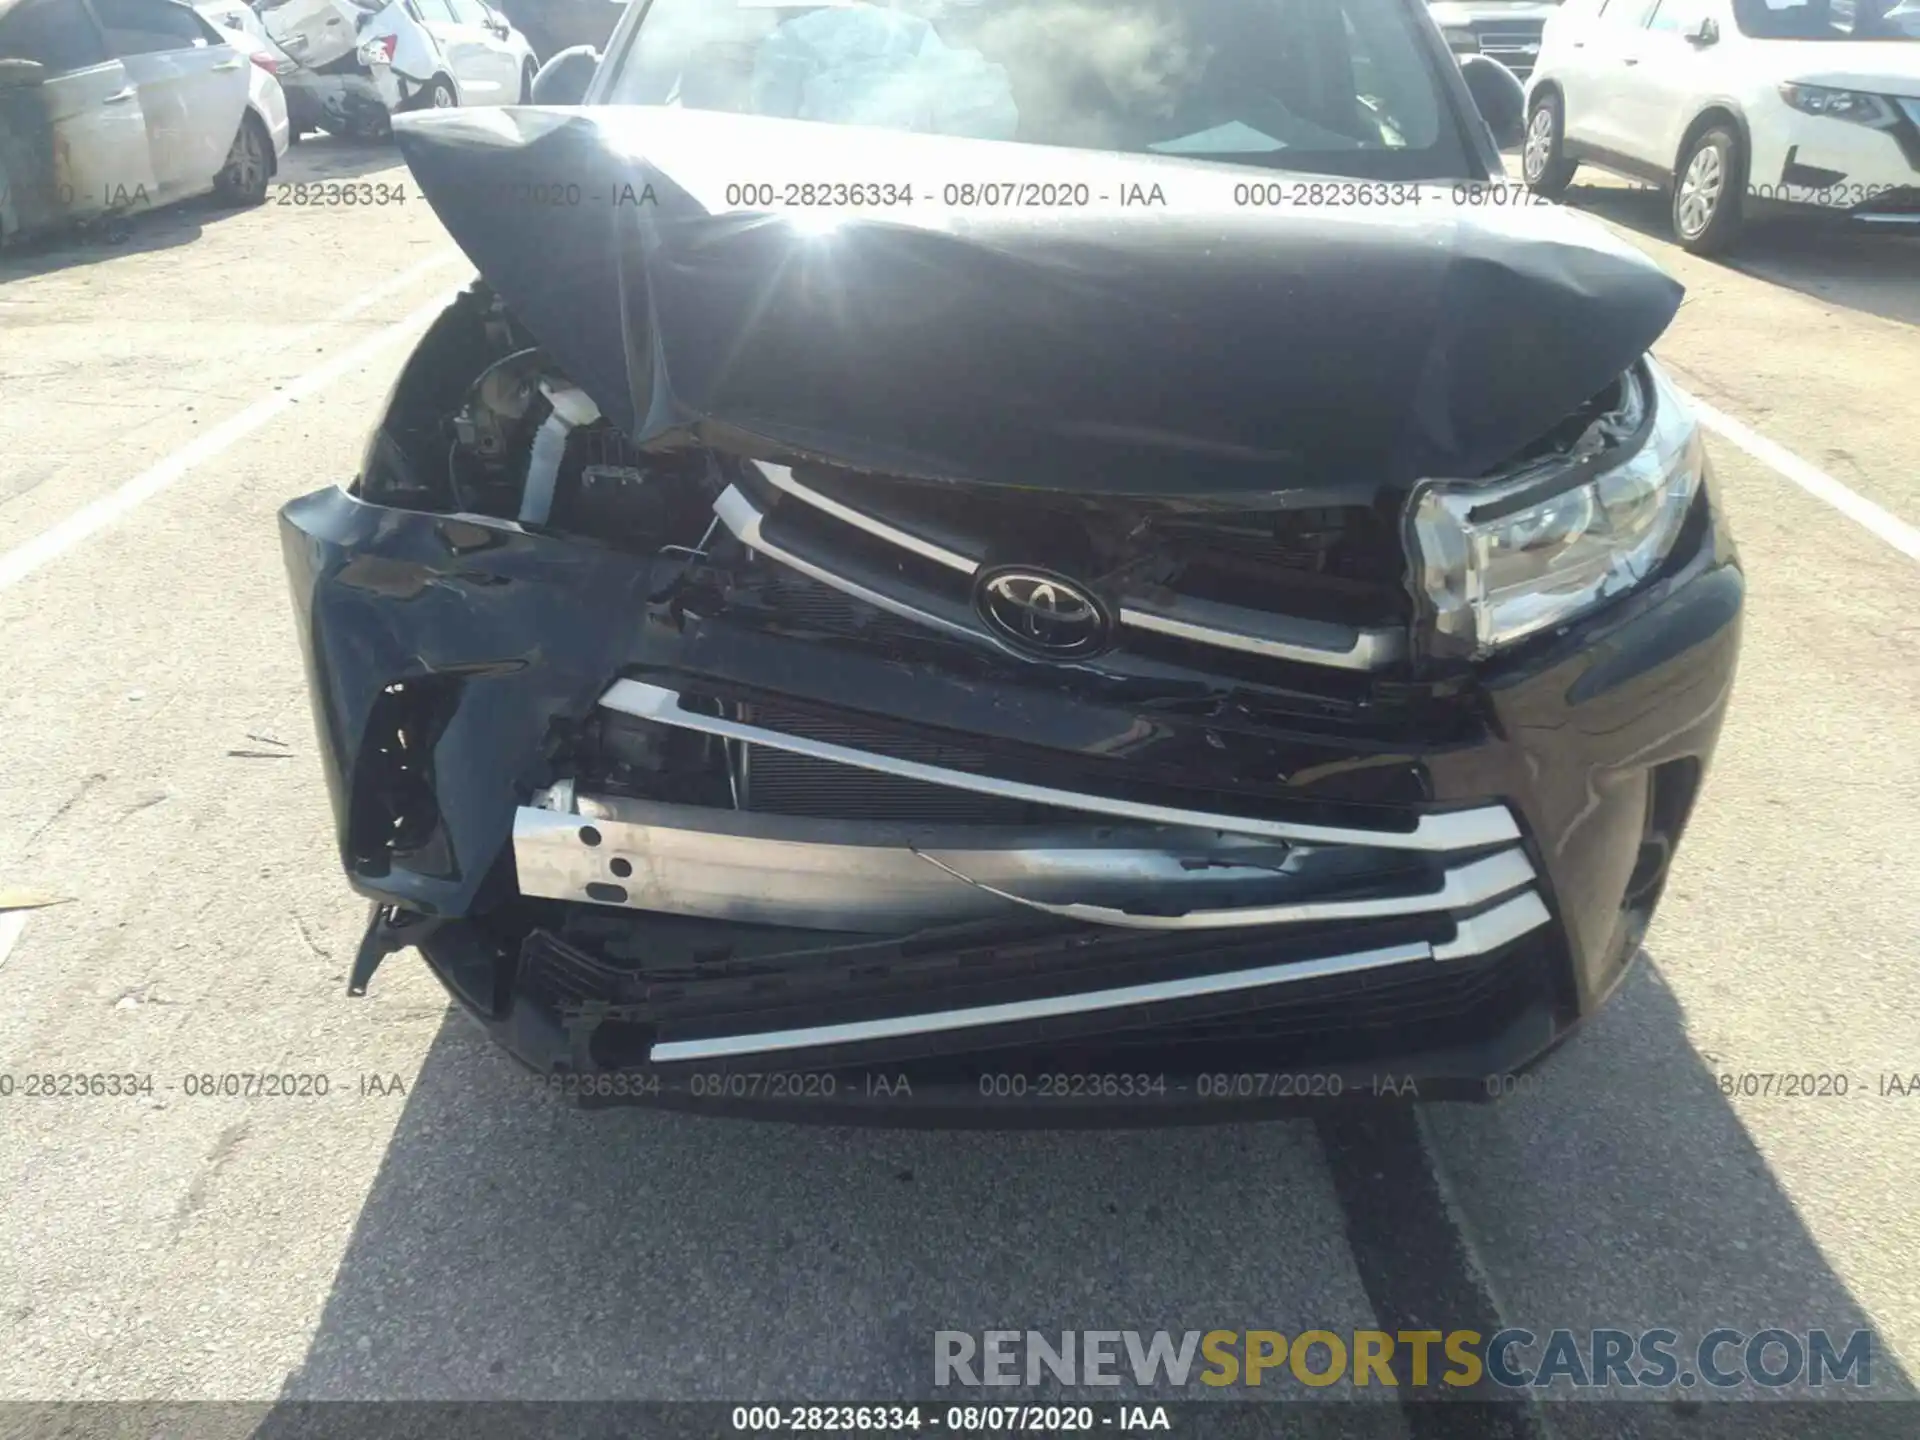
(598, 0, 1474, 178)
(1732, 0, 1918, 38)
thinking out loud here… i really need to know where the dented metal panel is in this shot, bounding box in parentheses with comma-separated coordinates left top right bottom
(390, 104, 1684, 498)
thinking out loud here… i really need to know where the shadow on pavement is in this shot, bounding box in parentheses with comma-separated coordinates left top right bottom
(281, 136, 410, 185)
(1561, 180, 1920, 329)
(262, 946, 1912, 1420)
(0, 135, 405, 282)
(1424, 952, 1913, 1431)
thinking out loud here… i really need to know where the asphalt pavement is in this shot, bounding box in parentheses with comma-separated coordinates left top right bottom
(0, 138, 1916, 1432)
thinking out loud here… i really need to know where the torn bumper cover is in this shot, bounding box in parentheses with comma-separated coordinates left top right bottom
(276, 106, 1741, 1120)
(280, 477, 1740, 1121)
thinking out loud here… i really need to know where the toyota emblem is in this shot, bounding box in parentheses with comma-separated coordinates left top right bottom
(974, 567, 1111, 658)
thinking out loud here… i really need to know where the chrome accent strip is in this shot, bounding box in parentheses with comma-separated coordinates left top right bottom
(908, 846, 1533, 931)
(1853, 214, 1920, 226)
(1119, 596, 1403, 670)
(650, 940, 1434, 1062)
(598, 679, 1524, 851)
(731, 474, 1407, 672)
(714, 486, 989, 647)
(754, 461, 977, 574)
(1432, 891, 1551, 961)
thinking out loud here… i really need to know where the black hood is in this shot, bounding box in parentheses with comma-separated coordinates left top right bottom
(394, 106, 1682, 499)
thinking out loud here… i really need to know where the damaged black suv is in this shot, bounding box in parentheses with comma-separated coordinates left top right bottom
(280, 0, 1742, 1121)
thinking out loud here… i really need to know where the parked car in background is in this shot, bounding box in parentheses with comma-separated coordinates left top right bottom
(1524, 0, 1920, 252)
(258, 0, 535, 138)
(496, 0, 622, 65)
(1431, 0, 1562, 81)
(0, 0, 286, 246)
(197, 1, 306, 138)
(206, 15, 294, 169)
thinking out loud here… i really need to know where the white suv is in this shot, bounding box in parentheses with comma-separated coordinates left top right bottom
(1523, 0, 1920, 252)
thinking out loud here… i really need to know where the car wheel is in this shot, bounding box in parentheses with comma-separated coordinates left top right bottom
(425, 75, 457, 109)
(520, 60, 536, 104)
(1673, 126, 1746, 255)
(213, 112, 271, 207)
(1521, 91, 1576, 200)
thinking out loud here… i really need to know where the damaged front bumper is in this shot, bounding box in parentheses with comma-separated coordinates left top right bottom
(279, 445, 1741, 1121)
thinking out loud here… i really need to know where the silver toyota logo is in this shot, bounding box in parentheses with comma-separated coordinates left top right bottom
(974, 567, 1110, 658)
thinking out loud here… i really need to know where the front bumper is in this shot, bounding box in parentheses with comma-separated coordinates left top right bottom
(280, 457, 1741, 1122)
(281, 66, 401, 133)
(1748, 106, 1920, 228)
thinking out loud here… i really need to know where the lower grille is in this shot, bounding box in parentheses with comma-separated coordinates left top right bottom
(1473, 25, 1543, 79)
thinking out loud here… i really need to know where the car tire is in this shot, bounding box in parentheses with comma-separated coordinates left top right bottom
(1672, 125, 1746, 255)
(213, 111, 272, 207)
(424, 75, 457, 110)
(1521, 91, 1576, 200)
(520, 60, 536, 104)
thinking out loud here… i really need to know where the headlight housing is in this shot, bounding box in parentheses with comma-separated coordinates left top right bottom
(1778, 84, 1899, 129)
(1406, 361, 1705, 660)
(1442, 25, 1480, 51)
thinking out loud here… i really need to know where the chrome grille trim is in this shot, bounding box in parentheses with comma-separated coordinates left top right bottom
(1119, 594, 1401, 669)
(715, 486, 989, 648)
(648, 893, 1550, 1061)
(757, 462, 978, 573)
(724, 473, 1405, 671)
(598, 679, 1525, 851)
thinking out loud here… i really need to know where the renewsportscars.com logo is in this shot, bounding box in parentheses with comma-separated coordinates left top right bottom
(934, 1328, 1875, 1391)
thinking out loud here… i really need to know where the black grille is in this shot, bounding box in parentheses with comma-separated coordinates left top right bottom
(737, 702, 1042, 823)
(515, 916, 1557, 1075)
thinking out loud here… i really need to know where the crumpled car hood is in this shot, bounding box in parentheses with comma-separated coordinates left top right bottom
(393, 105, 1682, 499)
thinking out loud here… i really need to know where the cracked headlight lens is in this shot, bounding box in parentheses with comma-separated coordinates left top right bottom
(1407, 361, 1705, 660)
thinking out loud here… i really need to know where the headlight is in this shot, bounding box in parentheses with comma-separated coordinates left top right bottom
(1406, 361, 1705, 660)
(1442, 25, 1480, 50)
(1778, 83, 1899, 129)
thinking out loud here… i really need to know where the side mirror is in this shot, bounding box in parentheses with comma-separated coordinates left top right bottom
(531, 43, 599, 104)
(0, 58, 48, 89)
(1459, 53, 1525, 150)
(1684, 15, 1719, 44)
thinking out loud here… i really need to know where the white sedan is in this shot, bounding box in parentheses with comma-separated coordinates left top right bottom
(0, 0, 290, 243)
(1523, 0, 1920, 252)
(259, 0, 538, 139)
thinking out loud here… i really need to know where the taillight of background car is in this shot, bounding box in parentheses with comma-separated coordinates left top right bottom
(359, 33, 399, 65)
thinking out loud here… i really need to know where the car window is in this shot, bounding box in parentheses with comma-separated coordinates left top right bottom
(1733, 0, 1915, 38)
(601, 0, 1471, 179)
(94, 0, 220, 53)
(1646, 0, 1709, 29)
(1598, 0, 1662, 24)
(0, 0, 114, 69)
(411, 0, 456, 20)
(447, 0, 491, 21)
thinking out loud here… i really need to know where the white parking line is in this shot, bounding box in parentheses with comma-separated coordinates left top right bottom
(0, 910, 28, 971)
(0, 274, 464, 595)
(1683, 396, 1920, 565)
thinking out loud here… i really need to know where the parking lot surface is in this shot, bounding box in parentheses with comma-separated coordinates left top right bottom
(1, 137, 1917, 1430)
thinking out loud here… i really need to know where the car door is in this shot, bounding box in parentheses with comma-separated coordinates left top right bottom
(447, 0, 516, 99)
(90, 0, 248, 199)
(1628, 0, 1731, 165)
(409, 0, 481, 99)
(1562, 0, 1664, 158)
(0, 0, 155, 225)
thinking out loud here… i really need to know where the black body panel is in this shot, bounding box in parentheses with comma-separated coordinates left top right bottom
(390, 105, 1682, 498)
